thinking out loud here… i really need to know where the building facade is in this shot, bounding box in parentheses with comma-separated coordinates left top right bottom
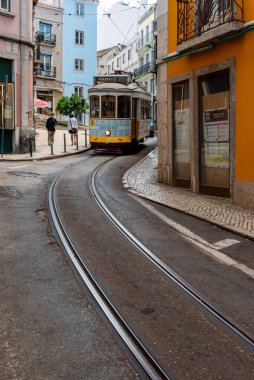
(62, 0, 98, 124)
(0, 0, 36, 153)
(34, 0, 64, 113)
(134, 4, 157, 119)
(106, 39, 139, 76)
(157, 0, 254, 210)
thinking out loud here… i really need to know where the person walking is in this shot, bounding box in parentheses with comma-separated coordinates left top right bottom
(67, 113, 79, 145)
(46, 113, 57, 145)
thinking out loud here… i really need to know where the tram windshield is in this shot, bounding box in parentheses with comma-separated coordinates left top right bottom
(90, 96, 100, 118)
(118, 96, 131, 118)
(101, 95, 116, 118)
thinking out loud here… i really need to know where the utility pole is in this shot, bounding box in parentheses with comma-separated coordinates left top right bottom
(1, 75, 8, 157)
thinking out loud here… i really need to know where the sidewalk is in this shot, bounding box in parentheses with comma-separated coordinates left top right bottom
(123, 148, 254, 240)
(1, 131, 254, 240)
(0, 127, 90, 161)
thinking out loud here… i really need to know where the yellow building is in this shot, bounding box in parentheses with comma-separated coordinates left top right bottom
(157, 0, 254, 210)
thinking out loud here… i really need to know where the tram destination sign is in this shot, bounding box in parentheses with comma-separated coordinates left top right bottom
(94, 75, 130, 86)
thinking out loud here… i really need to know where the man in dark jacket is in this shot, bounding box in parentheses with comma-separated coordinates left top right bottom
(46, 113, 57, 145)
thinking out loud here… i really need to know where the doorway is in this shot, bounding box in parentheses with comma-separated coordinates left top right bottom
(199, 70, 230, 197)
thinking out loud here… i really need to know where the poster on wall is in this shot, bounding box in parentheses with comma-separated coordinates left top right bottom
(174, 108, 190, 163)
(204, 109, 229, 168)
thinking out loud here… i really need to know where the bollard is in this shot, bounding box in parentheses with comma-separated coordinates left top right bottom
(29, 137, 33, 157)
(76, 131, 79, 150)
(85, 129, 87, 147)
(51, 143, 53, 155)
(64, 133, 66, 153)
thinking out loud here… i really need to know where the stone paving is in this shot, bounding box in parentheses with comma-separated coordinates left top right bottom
(0, 127, 90, 161)
(123, 148, 254, 240)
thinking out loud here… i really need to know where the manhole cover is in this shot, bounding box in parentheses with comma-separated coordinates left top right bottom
(0, 186, 19, 198)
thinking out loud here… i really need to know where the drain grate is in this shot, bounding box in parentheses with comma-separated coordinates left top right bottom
(0, 186, 19, 198)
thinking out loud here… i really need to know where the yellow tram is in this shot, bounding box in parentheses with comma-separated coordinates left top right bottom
(88, 75, 151, 153)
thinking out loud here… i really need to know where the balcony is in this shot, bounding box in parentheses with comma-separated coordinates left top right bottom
(177, 0, 244, 52)
(36, 32, 56, 46)
(134, 61, 156, 79)
(36, 65, 56, 78)
(137, 31, 155, 50)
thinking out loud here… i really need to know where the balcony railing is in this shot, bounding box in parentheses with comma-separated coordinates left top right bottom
(134, 61, 156, 78)
(36, 64, 56, 78)
(36, 32, 56, 46)
(177, 0, 244, 45)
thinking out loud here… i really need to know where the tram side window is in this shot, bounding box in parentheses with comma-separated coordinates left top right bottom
(141, 100, 151, 119)
(101, 96, 116, 118)
(118, 96, 130, 118)
(90, 96, 100, 118)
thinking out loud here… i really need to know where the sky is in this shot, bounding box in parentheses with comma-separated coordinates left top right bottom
(97, 1, 156, 17)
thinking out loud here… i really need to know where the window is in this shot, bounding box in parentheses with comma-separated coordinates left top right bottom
(117, 58, 120, 68)
(150, 78, 154, 94)
(90, 96, 100, 118)
(76, 2, 85, 17)
(122, 53, 126, 64)
(117, 96, 131, 118)
(141, 100, 151, 119)
(112, 61, 114, 71)
(0, 0, 9, 11)
(101, 96, 116, 118)
(74, 86, 84, 97)
(39, 23, 52, 44)
(75, 30, 84, 45)
(128, 49, 131, 61)
(40, 54, 52, 71)
(75, 59, 84, 71)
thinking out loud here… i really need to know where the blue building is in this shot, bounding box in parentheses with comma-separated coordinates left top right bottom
(63, 0, 98, 124)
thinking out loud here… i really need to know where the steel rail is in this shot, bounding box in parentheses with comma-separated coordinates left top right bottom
(48, 161, 172, 380)
(91, 161, 254, 351)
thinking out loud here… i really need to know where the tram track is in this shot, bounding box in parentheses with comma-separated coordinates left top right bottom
(49, 155, 254, 379)
(90, 161, 254, 351)
(49, 157, 171, 380)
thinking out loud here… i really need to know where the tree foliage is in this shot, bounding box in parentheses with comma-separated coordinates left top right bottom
(56, 93, 89, 117)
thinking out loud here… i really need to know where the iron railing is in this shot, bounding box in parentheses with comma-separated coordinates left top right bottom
(36, 64, 56, 78)
(134, 61, 156, 78)
(36, 32, 56, 45)
(177, 0, 244, 44)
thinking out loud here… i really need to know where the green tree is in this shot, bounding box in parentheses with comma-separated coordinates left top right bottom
(56, 93, 89, 117)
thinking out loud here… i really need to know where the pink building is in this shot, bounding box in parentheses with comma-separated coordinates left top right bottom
(0, 0, 37, 153)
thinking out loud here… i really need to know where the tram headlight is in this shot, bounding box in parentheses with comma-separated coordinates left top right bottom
(105, 130, 111, 136)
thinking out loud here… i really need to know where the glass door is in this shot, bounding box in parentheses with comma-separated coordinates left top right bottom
(172, 80, 191, 188)
(199, 70, 230, 197)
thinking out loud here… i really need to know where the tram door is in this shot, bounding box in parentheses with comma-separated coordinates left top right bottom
(132, 98, 137, 139)
(199, 71, 230, 197)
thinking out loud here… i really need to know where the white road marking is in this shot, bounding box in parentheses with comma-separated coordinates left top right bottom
(132, 195, 254, 280)
(213, 238, 240, 249)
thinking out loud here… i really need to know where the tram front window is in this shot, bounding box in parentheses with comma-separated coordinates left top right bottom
(118, 96, 130, 118)
(101, 96, 116, 118)
(90, 96, 100, 118)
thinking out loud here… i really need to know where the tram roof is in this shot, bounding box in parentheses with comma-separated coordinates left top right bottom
(88, 82, 150, 96)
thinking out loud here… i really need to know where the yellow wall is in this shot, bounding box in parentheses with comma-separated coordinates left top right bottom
(167, 1, 254, 182)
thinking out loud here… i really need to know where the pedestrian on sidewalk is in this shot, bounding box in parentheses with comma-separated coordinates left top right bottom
(46, 113, 57, 145)
(67, 113, 79, 145)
